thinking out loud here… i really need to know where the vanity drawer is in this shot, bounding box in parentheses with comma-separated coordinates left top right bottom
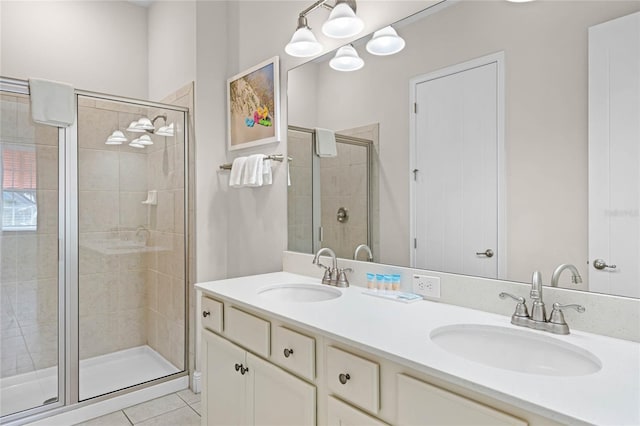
(201, 296, 223, 333)
(397, 374, 527, 426)
(224, 306, 270, 358)
(326, 346, 379, 414)
(271, 326, 315, 381)
(327, 396, 389, 426)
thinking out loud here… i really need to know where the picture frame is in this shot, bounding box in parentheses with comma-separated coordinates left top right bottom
(227, 56, 280, 151)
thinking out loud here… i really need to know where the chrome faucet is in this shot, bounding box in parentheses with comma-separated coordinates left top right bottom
(499, 270, 585, 335)
(312, 247, 351, 287)
(551, 264, 583, 287)
(353, 244, 373, 262)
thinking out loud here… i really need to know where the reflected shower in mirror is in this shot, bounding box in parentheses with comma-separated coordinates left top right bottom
(287, 0, 640, 298)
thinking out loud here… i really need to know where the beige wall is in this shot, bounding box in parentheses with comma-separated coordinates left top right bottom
(0, 1, 149, 99)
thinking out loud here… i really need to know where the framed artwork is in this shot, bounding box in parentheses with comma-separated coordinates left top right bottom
(227, 56, 280, 151)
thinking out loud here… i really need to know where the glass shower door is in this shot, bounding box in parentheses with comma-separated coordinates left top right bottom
(0, 91, 62, 417)
(76, 94, 186, 400)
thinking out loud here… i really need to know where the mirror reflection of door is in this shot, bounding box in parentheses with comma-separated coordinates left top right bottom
(411, 53, 504, 279)
(588, 12, 640, 297)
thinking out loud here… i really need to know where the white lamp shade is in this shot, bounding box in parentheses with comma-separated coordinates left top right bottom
(127, 120, 144, 132)
(329, 45, 364, 72)
(128, 141, 145, 148)
(285, 27, 323, 57)
(366, 26, 405, 56)
(105, 130, 127, 145)
(136, 117, 154, 130)
(156, 122, 175, 137)
(137, 134, 153, 145)
(322, 2, 364, 39)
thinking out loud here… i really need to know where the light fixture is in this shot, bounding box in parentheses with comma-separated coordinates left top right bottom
(134, 134, 154, 146)
(322, 0, 364, 39)
(329, 44, 364, 72)
(105, 130, 127, 145)
(366, 26, 405, 56)
(156, 122, 175, 137)
(109, 114, 173, 147)
(285, 16, 323, 58)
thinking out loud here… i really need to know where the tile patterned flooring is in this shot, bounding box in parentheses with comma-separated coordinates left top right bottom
(74, 389, 200, 426)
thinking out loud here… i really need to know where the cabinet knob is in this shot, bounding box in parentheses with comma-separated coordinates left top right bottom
(240, 366, 249, 375)
(284, 348, 294, 358)
(235, 363, 242, 372)
(338, 373, 351, 384)
(202, 310, 210, 318)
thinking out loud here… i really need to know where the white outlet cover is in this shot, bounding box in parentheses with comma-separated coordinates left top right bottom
(412, 274, 441, 299)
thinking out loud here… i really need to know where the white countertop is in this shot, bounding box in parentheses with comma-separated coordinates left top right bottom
(196, 272, 640, 426)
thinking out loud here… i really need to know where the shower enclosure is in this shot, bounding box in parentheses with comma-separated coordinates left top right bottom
(287, 125, 375, 260)
(0, 78, 189, 422)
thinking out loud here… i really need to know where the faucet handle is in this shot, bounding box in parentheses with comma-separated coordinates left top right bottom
(499, 292, 529, 318)
(336, 268, 353, 288)
(548, 303, 585, 334)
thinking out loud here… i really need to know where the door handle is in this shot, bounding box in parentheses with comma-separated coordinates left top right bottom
(475, 249, 494, 258)
(593, 259, 616, 270)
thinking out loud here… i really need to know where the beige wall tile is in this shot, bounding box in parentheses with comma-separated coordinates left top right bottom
(36, 145, 59, 191)
(117, 270, 146, 310)
(118, 308, 146, 350)
(118, 192, 148, 229)
(78, 106, 118, 150)
(79, 191, 119, 232)
(78, 148, 119, 191)
(119, 151, 148, 192)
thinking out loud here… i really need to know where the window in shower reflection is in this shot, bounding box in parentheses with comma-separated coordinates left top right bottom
(2, 145, 37, 231)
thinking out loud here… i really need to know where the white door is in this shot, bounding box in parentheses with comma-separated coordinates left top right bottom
(411, 55, 503, 279)
(588, 12, 640, 298)
(250, 353, 316, 426)
(202, 330, 248, 426)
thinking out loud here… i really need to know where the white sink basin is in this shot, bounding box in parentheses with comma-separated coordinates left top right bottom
(257, 283, 342, 303)
(430, 324, 602, 376)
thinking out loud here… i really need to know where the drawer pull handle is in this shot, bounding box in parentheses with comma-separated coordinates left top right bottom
(202, 310, 210, 318)
(338, 373, 351, 384)
(284, 348, 294, 358)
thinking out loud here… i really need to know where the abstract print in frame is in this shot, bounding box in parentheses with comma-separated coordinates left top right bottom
(227, 56, 280, 151)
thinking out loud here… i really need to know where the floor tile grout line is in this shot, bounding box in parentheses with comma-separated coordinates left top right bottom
(122, 409, 134, 425)
(131, 405, 189, 425)
(186, 403, 201, 417)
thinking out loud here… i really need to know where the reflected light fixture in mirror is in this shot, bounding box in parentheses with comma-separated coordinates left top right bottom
(366, 26, 406, 56)
(285, 16, 323, 57)
(322, 0, 364, 38)
(330, 44, 364, 71)
(105, 130, 126, 145)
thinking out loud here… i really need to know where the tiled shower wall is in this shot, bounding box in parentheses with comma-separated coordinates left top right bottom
(77, 97, 151, 360)
(145, 83, 193, 370)
(287, 130, 313, 254)
(0, 93, 59, 378)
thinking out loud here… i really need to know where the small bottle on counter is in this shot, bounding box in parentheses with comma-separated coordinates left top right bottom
(392, 274, 401, 291)
(384, 274, 393, 292)
(366, 273, 376, 290)
(376, 274, 385, 292)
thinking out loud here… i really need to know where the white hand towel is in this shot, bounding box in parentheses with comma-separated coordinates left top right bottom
(315, 127, 337, 158)
(29, 78, 75, 127)
(243, 154, 264, 187)
(229, 157, 247, 188)
(262, 159, 273, 186)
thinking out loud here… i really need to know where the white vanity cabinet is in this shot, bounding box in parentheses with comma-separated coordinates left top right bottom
(201, 304, 316, 426)
(199, 293, 559, 426)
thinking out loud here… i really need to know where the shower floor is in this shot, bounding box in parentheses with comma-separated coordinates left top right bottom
(0, 345, 179, 417)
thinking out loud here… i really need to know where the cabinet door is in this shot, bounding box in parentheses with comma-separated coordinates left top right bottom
(327, 396, 389, 426)
(397, 374, 527, 426)
(202, 330, 249, 426)
(249, 353, 316, 426)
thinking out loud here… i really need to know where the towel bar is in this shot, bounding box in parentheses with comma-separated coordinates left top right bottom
(219, 154, 292, 170)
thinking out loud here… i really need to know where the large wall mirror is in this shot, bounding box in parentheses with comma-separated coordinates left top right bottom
(287, 0, 640, 299)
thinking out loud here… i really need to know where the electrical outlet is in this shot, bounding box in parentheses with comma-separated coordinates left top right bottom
(412, 274, 441, 299)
